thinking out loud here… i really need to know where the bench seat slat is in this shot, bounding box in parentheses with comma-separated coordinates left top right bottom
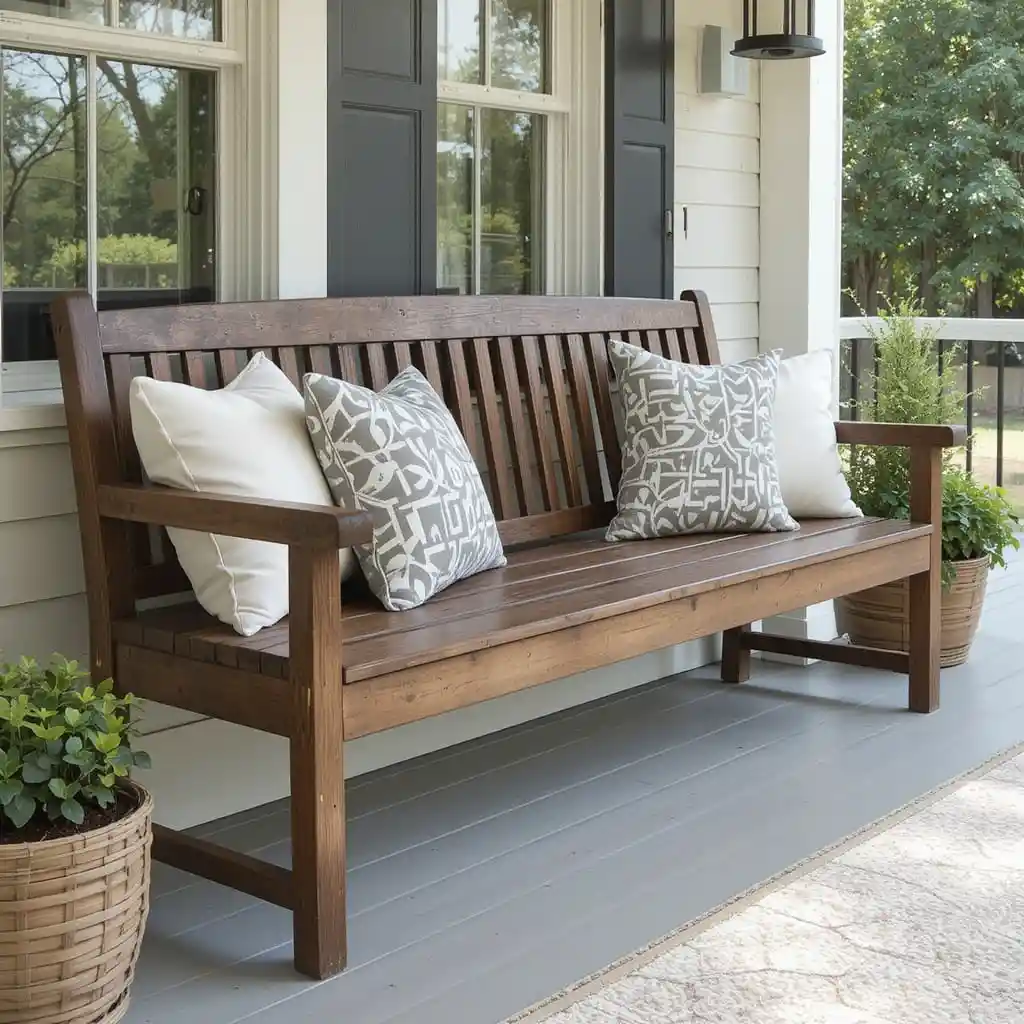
(114, 519, 929, 689)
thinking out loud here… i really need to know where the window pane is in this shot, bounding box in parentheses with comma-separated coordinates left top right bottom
(96, 62, 217, 313)
(438, 0, 482, 84)
(0, 0, 104, 24)
(119, 0, 220, 40)
(491, 0, 547, 92)
(480, 109, 542, 295)
(437, 103, 474, 296)
(1, 49, 87, 362)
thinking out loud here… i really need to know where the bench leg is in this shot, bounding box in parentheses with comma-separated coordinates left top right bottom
(290, 546, 347, 979)
(908, 568, 940, 713)
(908, 445, 942, 714)
(722, 626, 751, 684)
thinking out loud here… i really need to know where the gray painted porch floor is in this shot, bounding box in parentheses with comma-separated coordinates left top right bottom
(125, 552, 1024, 1024)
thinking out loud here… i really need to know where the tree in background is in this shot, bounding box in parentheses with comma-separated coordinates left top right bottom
(843, 0, 1024, 317)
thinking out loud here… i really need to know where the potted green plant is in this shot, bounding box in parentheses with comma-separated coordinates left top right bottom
(838, 300, 1021, 666)
(0, 655, 152, 1024)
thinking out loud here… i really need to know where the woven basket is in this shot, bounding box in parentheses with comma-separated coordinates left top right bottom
(0, 782, 153, 1024)
(836, 556, 990, 669)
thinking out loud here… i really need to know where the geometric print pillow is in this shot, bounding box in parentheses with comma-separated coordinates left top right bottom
(304, 366, 506, 611)
(606, 341, 798, 541)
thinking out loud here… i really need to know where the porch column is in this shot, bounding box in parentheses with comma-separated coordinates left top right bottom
(758, 0, 845, 646)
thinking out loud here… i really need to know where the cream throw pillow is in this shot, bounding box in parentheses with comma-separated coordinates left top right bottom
(775, 350, 861, 519)
(130, 353, 356, 636)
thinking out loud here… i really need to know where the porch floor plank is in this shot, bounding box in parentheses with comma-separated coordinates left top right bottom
(124, 549, 1024, 1024)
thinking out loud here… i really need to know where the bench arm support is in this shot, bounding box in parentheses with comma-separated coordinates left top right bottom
(97, 483, 373, 549)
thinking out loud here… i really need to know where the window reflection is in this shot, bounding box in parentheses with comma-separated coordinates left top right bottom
(0, 49, 87, 361)
(96, 61, 217, 312)
(438, 0, 481, 84)
(480, 108, 541, 294)
(490, 0, 547, 92)
(119, 0, 219, 41)
(0, 0, 104, 24)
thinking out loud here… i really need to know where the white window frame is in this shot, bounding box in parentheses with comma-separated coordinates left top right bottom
(437, 0, 604, 297)
(0, 0, 257, 395)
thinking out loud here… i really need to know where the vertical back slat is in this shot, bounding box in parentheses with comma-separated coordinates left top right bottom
(681, 327, 700, 363)
(496, 337, 536, 514)
(627, 331, 643, 349)
(216, 349, 246, 383)
(586, 334, 622, 486)
(277, 347, 302, 388)
(366, 345, 390, 390)
(566, 335, 605, 503)
(146, 352, 174, 381)
(393, 342, 414, 372)
(541, 335, 583, 507)
(107, 353, 149, 575)
(663, 329, 684, 362)
(644, 330, 664, 357)
(519, 337, 560, 511)
(418, 340, 445, 396)
(471, 337, 518, 520)
(309, 346, 333, 377)
(336, 346, 361, 384)
(445, 340, 483, 466)
(184, 351, 211, 388)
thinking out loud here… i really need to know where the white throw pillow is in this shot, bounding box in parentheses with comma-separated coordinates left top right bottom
(130, 353, 356, 635)
(775, 349, 861, 519)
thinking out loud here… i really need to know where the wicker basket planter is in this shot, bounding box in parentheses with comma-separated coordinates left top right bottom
(836, 556, 990, 669)
(0, 782, 153, 1024)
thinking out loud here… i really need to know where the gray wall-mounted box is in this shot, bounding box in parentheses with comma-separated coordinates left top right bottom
(699, 25, 750, 97)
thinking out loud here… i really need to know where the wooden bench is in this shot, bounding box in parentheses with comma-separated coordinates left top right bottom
(53, 290, 963, 980)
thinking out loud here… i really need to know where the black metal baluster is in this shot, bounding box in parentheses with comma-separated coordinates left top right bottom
(849, 337, 860, 420)
(997, 341, 1006, 487)
(965, 340, 974, 475)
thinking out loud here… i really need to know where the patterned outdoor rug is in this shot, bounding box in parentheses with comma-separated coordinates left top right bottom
(510, 745, 1024, 1024)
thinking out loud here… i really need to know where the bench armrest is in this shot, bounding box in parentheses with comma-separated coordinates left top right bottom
(97, 484, 373, 549)
(833, 422, 968, 449)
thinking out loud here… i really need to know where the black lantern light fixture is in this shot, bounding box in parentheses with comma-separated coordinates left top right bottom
(733, 0, 825, 60)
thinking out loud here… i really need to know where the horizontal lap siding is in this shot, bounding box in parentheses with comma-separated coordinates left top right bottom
(674, 0, 760, 364)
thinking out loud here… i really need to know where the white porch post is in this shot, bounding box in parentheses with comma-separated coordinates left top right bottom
(276, 0, 329, 299)
(758, 0, 845, 646)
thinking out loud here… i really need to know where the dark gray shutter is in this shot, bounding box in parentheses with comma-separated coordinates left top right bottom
(605, 0, 675, 298)
(327, 0, 437, 296)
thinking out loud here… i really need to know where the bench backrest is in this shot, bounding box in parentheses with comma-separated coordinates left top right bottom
(53, 292, 719, 650)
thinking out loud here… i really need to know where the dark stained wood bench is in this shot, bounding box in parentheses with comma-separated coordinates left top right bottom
(53, 290, 964, 980)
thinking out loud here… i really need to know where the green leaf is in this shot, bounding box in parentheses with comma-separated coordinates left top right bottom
(0, 779, 23, 805)
(60, 798, 85, 826)
(93, 733, 121, 755)
(96, 678, 114, 696)
(6, 793, 36, 829)
(132, 750, 152, 770)
(64, 707, 82, 728)
(48, 778, 68, 800)
(86, 785, 115, 809)
(65, 736, 83, 756)
(21, 762, 50, 785)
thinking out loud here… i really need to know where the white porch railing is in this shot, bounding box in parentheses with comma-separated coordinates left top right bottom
(838, 316, 1024, 507)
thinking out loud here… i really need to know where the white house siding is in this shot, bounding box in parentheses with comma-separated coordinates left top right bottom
(0, 2, 770, 828)
(674, 0, 760, 364)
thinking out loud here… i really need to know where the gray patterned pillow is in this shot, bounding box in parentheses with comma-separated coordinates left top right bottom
(606, 342, 797, 540)
(304, 367, 506, 611)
